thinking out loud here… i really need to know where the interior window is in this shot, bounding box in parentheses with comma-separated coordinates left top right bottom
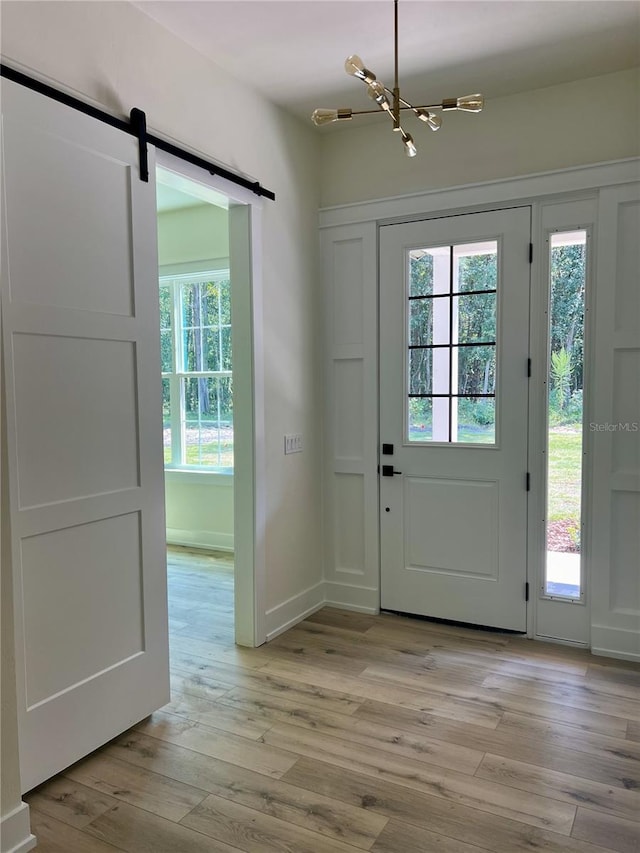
(160, 271, 233, 471)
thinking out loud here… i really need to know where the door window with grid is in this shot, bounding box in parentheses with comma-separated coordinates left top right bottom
(160, 270, 233, 470)
(408, 240, 498, 444)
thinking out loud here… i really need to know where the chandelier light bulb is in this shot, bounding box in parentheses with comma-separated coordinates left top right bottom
(443, 93, 484, 112)
(367, 81, 391, 111)
(344, 55, 377, 85)
(457, 93, 484, 112)
(401, 129, 417, 157)
(311, 108, 340, 126)
(415, 109, 442, 131)
(311, 108, 353, 126)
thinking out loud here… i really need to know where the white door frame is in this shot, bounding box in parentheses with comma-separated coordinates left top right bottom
(155, 150, 266, 648)
(528, 198, 596, 646)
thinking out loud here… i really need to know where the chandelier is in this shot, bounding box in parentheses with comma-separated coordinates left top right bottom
(311, 0, 484, 157)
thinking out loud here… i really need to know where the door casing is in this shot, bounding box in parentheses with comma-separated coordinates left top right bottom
(154, 150, 267, 649)
(0, 84, 268, 794)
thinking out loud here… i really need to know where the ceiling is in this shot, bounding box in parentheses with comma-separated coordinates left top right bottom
(156, 168, 230, 211)
(156, 183, 204, 212)
(134, 0, 639, 125)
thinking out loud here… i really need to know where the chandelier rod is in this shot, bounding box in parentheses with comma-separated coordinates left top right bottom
(394, 0, 399, 93)
(392, 0, 401, 129)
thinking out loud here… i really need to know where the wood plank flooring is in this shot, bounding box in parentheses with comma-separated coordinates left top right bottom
(26, 546, 640, 852)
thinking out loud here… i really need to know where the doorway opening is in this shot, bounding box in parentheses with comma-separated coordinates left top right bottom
(156, 168, 236, 646)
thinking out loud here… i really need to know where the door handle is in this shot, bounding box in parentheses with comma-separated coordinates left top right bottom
(381, 465, 402, 477)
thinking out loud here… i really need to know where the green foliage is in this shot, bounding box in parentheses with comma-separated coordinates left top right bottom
(566, 520, 581, 551)
(458, 252, 497, 292)
(550, 244, 585, 394)
(565, 389, 583, 423)
(458, 397, 494, 426)
(409, 248, 497, 430)
(547, 244, 585, 427)
(551, 347, 572, 411)
(182, 279, 232, 418)
(409, 252, 433, 297)
(159, 287, 173, 373)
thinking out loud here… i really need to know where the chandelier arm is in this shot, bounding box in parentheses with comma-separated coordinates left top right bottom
(379, 94, 444, 112)
(383, 88, 444, 114)
(411, 103, 445, 111)
(347, 103, 442, 117)
(350, 108, 393, 116)
(381, 86, 441, 111)
(397, 93, 415, 109)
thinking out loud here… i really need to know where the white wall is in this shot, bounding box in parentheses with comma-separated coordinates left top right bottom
(157, 203, 234, 552)
(158, 204, 229, 267)
(1, 0, 323, 628)
(165, 475, 234, 552)
(319, 68, 640, 207)
(0, 0, 323, 830)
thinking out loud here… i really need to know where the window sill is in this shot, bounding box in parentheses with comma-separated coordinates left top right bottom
(164, 469, 233, 486)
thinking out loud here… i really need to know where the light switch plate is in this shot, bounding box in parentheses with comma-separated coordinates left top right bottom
(284, 434, 303, 454)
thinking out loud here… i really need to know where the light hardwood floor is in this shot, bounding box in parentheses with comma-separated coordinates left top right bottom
(26, 547, 640, 852)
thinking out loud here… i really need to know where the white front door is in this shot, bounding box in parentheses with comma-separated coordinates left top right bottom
(379, 208, 531, 631)
(1, 79, 170, 791)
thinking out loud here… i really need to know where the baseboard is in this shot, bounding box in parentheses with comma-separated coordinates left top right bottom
(166, 528, 234, 553)
(592, 647, 640, 663)
(535, 635, 589, 649)
(0, 802, 36, 853)
(591, 624, 640, 662)
(324, 581, 379, 614)
(265, 581, 326, 641)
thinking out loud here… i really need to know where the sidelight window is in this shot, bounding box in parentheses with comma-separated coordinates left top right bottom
(544, 231, 587, 599)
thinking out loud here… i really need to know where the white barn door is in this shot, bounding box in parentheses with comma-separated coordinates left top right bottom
(1, 79, 169, 791)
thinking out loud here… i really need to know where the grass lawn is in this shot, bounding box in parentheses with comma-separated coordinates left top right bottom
(185, 442, 233, 467)
(163, 436, 233, 468)
(548, 428, 581, 522)
(409, 424, 495, 443)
